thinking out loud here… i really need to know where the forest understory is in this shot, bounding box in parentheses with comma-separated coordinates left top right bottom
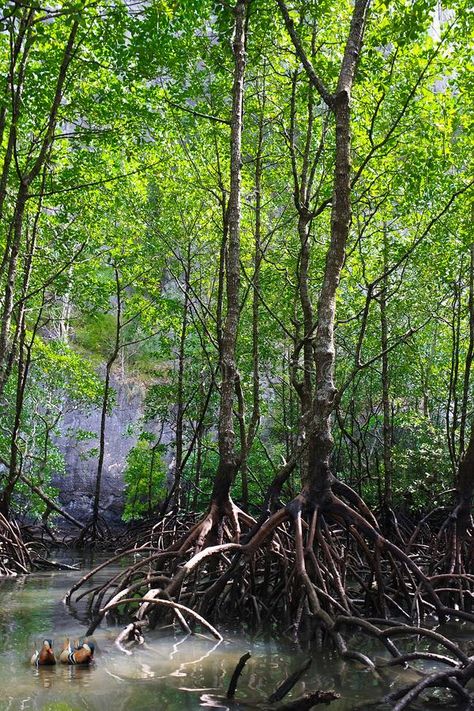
(2, 479, 472, 710)
(0, 0, 473, 709)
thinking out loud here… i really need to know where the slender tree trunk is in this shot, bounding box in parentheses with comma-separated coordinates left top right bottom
(192, 379, 206, 510)
(456, 424, 474, 541)
(211, 0, 248, 508)
(459, 242, 474, 456)
(380, 229, 393, 509)
(91, 267, 121, 536)
(452, 236, 474, 559)
(148, 444, 158, 517)
(285, 73, 324, 490)
(295, 0, 371, 507)
(173, 243, 191, 509)
(0, 17, 80, 401)
(239, 87, 264, 510)
(447, 277, 462, 473)
(0, 324, 27, 518)
(0, 293, 44, 517)
(0, 174, 45, 516)
(0, 8, 35, 228)
(0, 184, 28, 393)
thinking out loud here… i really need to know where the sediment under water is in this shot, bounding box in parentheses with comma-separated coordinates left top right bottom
(0, 553, 471, 710)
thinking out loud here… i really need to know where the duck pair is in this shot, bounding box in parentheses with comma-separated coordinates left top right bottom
(31, 639, 95, 666)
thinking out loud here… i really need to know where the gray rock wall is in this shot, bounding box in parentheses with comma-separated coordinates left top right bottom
(53, 373, 173, 526)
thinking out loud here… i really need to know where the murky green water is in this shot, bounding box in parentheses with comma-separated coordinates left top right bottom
(0, 555, 471, 710)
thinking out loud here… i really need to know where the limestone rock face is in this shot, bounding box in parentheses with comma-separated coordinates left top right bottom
(53, 373, 173, 527)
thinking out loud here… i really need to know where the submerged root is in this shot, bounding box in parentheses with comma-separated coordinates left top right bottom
(0, 512, 80, 574)
(0, 512, 31, 574)
(386, 657, 474, 711)
(404, 490, 474, 614)
(73, 514, 112, 547)
(65, 488, 474, 707)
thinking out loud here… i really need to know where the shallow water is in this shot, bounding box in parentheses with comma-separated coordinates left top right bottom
(0, 554, 470, 710)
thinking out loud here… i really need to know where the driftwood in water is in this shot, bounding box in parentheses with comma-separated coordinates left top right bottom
(268, 657, 312, 703)
(227, 651, 251, 699)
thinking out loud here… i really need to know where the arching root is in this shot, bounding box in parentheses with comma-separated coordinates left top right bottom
(0, 512, 31, 574)
(65, 489, 474, 707)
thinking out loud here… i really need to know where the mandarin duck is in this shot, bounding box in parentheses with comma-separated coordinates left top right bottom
(59, 638, 95, 665)
(31, 639, 56, 666)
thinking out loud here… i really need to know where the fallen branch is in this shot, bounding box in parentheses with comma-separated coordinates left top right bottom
(227, 651, 251, 699)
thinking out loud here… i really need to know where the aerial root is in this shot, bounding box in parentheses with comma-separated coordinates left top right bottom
(69, 496, 473, 630)
(0, 512, 31, 574)
(64, 494, 474, 708)
(387, 658, 474, 711)
(114, 621, 145, 655)
(405, 491, 473, 597)
(101, 596, 223, 641)
(74, 514, 111, 547)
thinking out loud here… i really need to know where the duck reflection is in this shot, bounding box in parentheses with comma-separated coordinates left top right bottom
(59, 663, 95, 685)
(34, 661, 94, 687)
(33, 666, 55, 688)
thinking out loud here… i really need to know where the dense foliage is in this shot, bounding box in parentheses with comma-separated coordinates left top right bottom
(0, 0, 472, 524)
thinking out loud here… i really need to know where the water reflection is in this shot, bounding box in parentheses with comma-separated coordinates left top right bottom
(199, 694, 230, 710)
(33, 664, 95, 688)
(0, 560, 471, 710)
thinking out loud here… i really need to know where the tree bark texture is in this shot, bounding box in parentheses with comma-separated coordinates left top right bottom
(212, 0, 248, 508)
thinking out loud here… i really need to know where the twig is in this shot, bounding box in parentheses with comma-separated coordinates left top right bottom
(227, 651, 251, 699)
